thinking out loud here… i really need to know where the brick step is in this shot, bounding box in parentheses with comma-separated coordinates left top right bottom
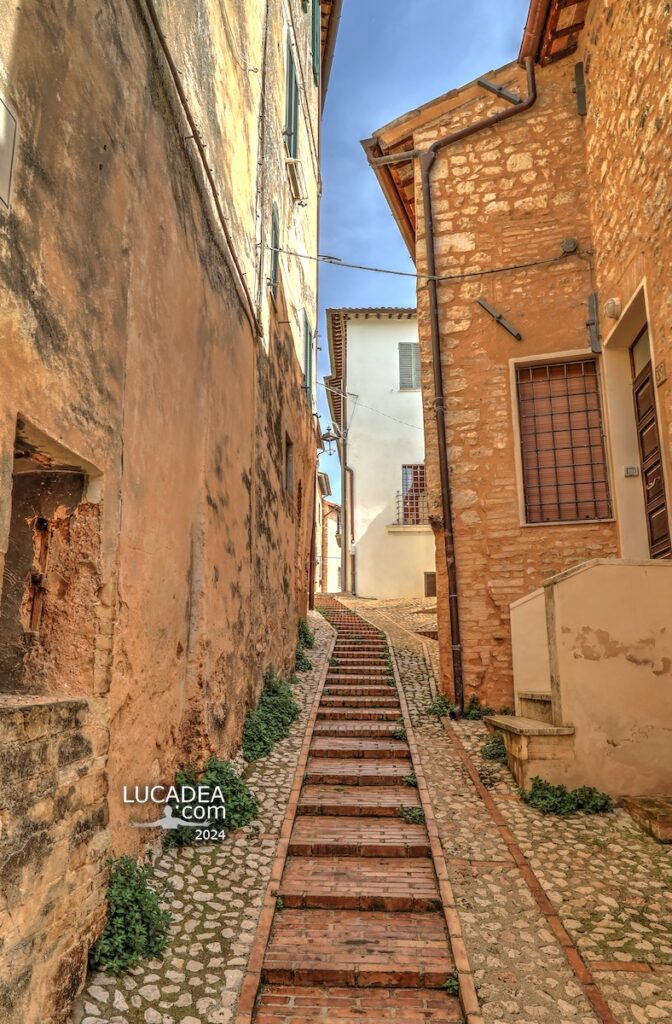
(262, 909, 453, 987)
(313, 721, 402, 738)
(305, 758, 413, 786)
(279, 856, 440, 912)
(317, 708, 401, 721)
(255, 986, 462, 1023)
(324, 686, 395, 698)
(310, 736, 410, 760)
(289, 815, 431, 857)
(299, 785, 421, 817)
(328, 664, 392, 674)
(333, 644, 388, 652)
(326, 676, 395, 688)
(320, 696, 399, 709)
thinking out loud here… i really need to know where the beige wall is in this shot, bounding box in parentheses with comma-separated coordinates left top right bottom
(0, 1, 324, 1020)
(510, 587, 551, 699)
(545, 560, 672, 796)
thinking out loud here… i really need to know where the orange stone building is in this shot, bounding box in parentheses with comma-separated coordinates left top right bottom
(364, 0, 672, 796)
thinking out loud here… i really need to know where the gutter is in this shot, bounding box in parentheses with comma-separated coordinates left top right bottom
(519, 0, 552, 65)
(364, 58, 538, 716)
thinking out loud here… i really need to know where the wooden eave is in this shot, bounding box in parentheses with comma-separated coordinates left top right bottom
(519, 0, 590, 65)
(362, 65, 518, 262)
(320, 0, 343, 102)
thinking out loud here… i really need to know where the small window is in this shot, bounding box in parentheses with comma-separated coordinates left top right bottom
(303, 312, 313, 401)
(284, 38, 300, 159)
(516, 358, 612, 523)
(399, 342, 421, 390)
(424, 572, 437, 598)
(284, 433, 294, 495)
(400, 464, 428, 525)
(269, 203, 280, 299)
(311, 0, 320, 84)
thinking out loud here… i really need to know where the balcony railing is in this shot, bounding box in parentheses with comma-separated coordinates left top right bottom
(393, 490, 429, 526)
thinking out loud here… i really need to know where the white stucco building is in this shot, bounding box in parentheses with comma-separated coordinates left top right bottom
(325, 308, 435, 599)
(316, 471, 341, 593)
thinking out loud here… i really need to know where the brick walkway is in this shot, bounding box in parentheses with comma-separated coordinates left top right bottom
(338, 597, 672, 1024)
(237, 597, 471, 1023)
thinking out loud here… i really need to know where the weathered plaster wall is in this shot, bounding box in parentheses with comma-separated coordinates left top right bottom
(546, 559, 672, 796)
(0, 1, 320, 1019)
(411, 59, 619, 706)
(320, 500, 340, 592)
(0, 697, 107, 1024)
(578, 0, 672, 533)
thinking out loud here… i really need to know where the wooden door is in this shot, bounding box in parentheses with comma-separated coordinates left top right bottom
(632, 330, 671, 558)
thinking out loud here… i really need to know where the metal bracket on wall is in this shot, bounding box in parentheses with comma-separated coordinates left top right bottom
(477, 298, 523, 340)
(573, 63, 587, 116)
(476, 78, 523, 106)
(586, 292, 601, 353)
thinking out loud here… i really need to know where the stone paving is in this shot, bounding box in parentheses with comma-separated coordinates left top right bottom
(71, 612, 332, 1024)
(342, 597, 672, 1024)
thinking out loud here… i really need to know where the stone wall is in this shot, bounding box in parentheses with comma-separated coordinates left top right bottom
(579, 0, 672, 477)
(0, 697, 108, 1024)
(410, 58, 620, 706)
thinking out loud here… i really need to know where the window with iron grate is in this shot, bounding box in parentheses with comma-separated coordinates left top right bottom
(401, 464, 427, 525)
(516, 358, 612, 524)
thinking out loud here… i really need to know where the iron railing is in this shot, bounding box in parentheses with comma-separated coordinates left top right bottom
(394, 490, 429, 526)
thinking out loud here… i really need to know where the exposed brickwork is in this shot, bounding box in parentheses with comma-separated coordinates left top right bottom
(0, 697, 107, 1024)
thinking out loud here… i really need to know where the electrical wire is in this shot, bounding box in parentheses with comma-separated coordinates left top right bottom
(319, 381, 423, 431)
(269, 245, 581, 283)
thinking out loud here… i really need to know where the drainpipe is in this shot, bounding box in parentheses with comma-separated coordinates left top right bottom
(366, 58, 537, 716)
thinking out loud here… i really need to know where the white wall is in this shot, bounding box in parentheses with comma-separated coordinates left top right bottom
(325, 509, 341, 593)
(346, 316, 435, 598)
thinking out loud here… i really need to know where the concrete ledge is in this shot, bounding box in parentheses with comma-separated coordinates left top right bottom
(484, 714, 574, 737)
(385, 524, 433, 534)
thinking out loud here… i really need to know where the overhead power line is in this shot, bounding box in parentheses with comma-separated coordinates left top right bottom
(269, 245, 584, 284)
(319, 381, 423, 432)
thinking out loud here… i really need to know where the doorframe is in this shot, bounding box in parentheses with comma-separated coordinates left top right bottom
(601, 280, 671, 559)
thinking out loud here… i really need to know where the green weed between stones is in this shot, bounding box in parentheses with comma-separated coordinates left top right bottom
(426, 693, 454, 717)
(89, 856, 172, 974)
(403, 772, 418, 788)
(243, 668, 300, 762)
(443, 973, 459, 996)
(399, 806, 425, 824)
(295, 644, 312, 672)
(164, 757, 258, 848)
(298, 618, 315, 649)
(521, 776, 614, 816)
(392, 725, 407, 741)
(481, 731, 507, 763)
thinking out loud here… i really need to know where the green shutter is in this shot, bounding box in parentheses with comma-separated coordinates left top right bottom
(399, 343, 420, 389)
(312, 0, 320, 85)
(303, 312, 313, 401)
(270, 203, 279, 298)
(284, 39, 299, 158)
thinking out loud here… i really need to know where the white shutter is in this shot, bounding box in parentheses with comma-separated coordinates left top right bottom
(399, 343, 420, 389)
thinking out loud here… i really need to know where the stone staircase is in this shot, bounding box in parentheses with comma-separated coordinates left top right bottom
(252, 599, 463, 1022)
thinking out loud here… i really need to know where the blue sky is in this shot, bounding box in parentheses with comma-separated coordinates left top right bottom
(316, 0, 530, 496)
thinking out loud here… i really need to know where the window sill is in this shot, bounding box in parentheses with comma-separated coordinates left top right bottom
(520, 517, 616, 528)
(386, 524, 432, 534)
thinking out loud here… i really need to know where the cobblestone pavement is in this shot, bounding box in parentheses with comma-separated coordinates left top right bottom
(341, 597, 672, 1024)
(71, 613, 332, 1024)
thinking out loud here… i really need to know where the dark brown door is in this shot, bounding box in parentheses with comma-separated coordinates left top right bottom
(632, 330, 671, 558)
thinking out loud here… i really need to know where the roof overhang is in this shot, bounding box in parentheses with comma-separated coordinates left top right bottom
(320, 0, 343, 108)
(317, 470, 332, 497)
(519, 0, 589, 66)
(325, 308, 417, 432)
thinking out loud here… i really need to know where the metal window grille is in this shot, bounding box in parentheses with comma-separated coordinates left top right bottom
(399, 343, 421, 389)
(396, 464, 428, 524)
(516, 359, 612, 523)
